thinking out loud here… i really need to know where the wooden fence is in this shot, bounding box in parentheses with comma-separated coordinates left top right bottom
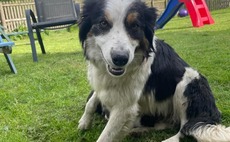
(0, 0, 230, 32)
(0, 0, 36, 32)
(206, 0, 230, 11)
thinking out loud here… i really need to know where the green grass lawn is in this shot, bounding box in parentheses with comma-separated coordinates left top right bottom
(0, 8, 229, 142)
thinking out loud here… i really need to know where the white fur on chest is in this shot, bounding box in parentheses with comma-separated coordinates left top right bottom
(87, 54, 154, 111)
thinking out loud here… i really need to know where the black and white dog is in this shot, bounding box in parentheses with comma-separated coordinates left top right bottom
(77, 0, 230, 141)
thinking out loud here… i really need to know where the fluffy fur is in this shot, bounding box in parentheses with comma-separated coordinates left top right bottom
(78, 0, 230, 142)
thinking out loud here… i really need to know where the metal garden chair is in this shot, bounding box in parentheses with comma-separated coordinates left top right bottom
(0, 25, 17, 74)
(25, 0, 80, 62)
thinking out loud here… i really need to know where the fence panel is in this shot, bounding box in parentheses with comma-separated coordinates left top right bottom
(206, 0, 230, 11)
(0, 0, 35, 32)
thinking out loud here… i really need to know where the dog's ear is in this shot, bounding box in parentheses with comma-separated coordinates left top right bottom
(78, 15, 90, 45)
(144, 7, 158, 52)
(79, 0, 106, 58)
(78, 0, 106, 45)
(78, 0, 94, 46)
(78, 12, 91, 58)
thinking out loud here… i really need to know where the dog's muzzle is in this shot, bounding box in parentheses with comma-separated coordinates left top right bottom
(108, 65, 125, 76)
(111, 53, 129, 67)
(107, 50, 129, 76)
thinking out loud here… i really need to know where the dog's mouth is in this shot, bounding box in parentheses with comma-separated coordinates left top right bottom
(107, 65, 126, 76)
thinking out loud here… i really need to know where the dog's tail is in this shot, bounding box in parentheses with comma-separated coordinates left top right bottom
(183, 123, 230, 142)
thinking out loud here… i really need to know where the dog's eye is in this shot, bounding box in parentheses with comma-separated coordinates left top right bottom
(131, 23, 139, 30)
(100, 20, 109, 28)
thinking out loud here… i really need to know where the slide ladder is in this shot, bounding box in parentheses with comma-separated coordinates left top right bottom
(180, 0, 214, 27)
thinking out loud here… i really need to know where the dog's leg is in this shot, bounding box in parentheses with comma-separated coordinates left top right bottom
(161, 118, 186, 142)
(162, 132, 184, 142)
(78, 91, 99, 130)
(161, 72, 194, 142)
(97, 105, 138, 142)
(161, 101, 187, 142)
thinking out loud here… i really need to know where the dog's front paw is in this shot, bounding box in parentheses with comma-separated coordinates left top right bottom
(78, 115, 92, 130)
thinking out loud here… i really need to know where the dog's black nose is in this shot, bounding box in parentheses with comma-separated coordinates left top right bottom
(111, 52, 129, 67)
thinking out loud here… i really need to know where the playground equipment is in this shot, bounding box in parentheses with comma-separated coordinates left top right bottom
(155, 0, 214, 29)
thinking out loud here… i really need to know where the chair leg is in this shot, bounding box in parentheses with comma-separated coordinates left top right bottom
(28, 28, 38, 62)
(35, 28, 46, 54)
(4, 53, 17, 74)
(26, 9, 38, 62)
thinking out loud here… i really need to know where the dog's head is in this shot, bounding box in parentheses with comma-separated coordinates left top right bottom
(79, 0, 157, 77)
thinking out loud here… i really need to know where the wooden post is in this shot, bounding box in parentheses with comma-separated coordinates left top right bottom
(0, 2, 7, 28)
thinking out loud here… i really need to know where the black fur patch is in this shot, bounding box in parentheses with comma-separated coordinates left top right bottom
(181, 75, 221, 135)
(140, 115, 156, 127)
(144, 39, 189, 101)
